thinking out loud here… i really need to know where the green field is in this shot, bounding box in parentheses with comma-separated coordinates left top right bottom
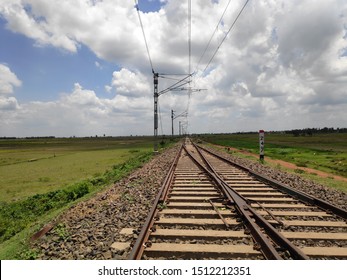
(0, 136, 174, 258)
(0, 137, 155, 202)
(201, 133, 347, 178)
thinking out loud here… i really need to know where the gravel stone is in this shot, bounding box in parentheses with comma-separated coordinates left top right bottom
(33, 142, 346, 259)
(33, 144, 180, 259)
(203, 145, 347, 211)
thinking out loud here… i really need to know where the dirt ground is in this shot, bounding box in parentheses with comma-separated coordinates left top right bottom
(217, 145, 347, 183)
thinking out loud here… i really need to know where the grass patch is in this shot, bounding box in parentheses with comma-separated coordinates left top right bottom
(0, 148, 154, 259)
(157, 202, 168, 210)
(295, 161, 308, 168)
(201, 133, 347, 178)
(0, 181, 90, 243)
(202, 141, 347, 194)
(54, 223, 70, 241)
(294, 168, 306, 174)
(0, 137, 155, 202)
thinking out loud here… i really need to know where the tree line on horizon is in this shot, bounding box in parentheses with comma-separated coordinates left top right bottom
(284, 127, 347, 136)
(193, 127, 347, 137)
(1, 127, 347, 140)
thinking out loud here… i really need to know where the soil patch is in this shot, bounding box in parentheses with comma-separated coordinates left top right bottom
(218, 145, 347, 183)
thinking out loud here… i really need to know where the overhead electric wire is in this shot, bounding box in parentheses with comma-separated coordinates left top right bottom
(158, 76, 187, 81)
(186, 0, 192, 133)
(202, 0, 250, 73)
(159, 80, 191, 95)
(134, 0, 155, 73)
(159, 73, 190, 76)
(188, 0, 192, 79)
(158, 74, 193, 96)
(195, 0, 232, 73)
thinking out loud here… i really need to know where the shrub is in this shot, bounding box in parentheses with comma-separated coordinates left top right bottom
(296, 161, 308, 167)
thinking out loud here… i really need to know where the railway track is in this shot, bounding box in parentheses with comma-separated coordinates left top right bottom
(127, 139, 347, 260)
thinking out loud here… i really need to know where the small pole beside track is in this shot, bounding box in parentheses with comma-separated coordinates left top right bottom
(259, 130, 265, 161)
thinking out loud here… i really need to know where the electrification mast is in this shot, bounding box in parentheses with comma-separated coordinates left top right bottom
(153, 72, 159, 152)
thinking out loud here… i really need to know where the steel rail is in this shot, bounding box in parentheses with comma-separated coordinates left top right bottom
(183, 145, 284, 259)
(209, 199, 230, 229)
(128, 144, 183, 260)
(189, 143, 309, 260)
(129, 141, 312, 260)
(197, 144, 347, 220)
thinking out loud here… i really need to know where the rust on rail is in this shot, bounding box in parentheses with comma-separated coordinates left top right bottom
(128, 139, 346, 260)
(128, 144, 183, 260)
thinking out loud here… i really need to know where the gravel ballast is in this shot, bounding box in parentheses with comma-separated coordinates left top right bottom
(34, 144, 181, 259)
(204, 145, 347, 211)
(33, 142, 346, 259)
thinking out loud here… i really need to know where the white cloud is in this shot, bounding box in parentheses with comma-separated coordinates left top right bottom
(0, 0, 347, 136)
(0, 64, 22, 94)
(104, 85, 112, 93)
(110, 68, 151, 97)
(0, 80, 153, 137)
(95, 61, 102, 69)
(0, 1, 78, 52)
(0, 96, 20, 110)
(62, 83, 102, 106)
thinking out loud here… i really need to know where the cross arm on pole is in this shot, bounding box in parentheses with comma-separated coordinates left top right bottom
(173, 110, 188, 120)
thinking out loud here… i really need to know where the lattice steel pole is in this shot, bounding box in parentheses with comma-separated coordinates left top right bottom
(153, 73, 159, 152)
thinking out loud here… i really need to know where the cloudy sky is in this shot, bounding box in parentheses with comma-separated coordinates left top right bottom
(0, 0, 346, 137)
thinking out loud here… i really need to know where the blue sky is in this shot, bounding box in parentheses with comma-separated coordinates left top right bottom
(0, 18, 115, 102)
(0, 1, 163, 103)
(0, 0, 346, 137)
(138, 0, 163, 13)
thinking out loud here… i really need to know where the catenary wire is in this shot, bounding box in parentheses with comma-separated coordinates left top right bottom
(186, 0, 192, 133)
(134, 0, 155, 73)
(202, 0, 250, 74)
(195, 0, 232, 74)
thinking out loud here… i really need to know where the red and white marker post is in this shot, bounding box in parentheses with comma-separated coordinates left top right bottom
(259, 130, 265, 161)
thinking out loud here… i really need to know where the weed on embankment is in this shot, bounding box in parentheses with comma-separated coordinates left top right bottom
(201, 133, 347, 178)
(0, 151, 152, 252)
